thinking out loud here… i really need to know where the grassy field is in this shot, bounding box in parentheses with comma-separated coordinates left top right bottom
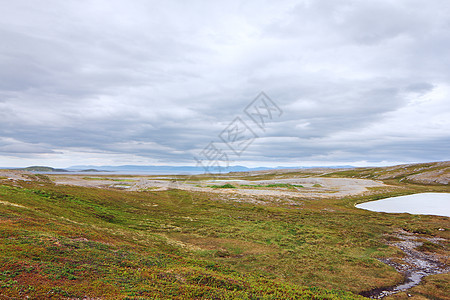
(0, 166, 448, 299)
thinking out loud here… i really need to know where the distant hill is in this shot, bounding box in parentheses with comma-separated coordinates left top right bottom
(16, 166, 69, 172)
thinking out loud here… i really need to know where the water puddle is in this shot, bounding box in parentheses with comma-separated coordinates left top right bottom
(356, 193, 450, 217)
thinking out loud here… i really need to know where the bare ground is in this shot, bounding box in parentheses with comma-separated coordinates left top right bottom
(44, 174, 386, 200)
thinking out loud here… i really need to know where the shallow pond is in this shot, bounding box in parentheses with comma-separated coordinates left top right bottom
(356, 193, 450, 217)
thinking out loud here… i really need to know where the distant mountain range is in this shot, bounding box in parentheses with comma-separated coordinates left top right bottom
(68, 165, 275, 173)
(5, 165, 355, 174)
(68, 164, 355, 173)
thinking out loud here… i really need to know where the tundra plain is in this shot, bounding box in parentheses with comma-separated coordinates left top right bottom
(0, 161, 448, 299)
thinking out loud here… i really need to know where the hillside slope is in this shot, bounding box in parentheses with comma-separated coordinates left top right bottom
(325, 161, 449, 185)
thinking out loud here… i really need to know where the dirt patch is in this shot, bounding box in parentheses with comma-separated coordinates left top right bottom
(0, 170, 33, 181)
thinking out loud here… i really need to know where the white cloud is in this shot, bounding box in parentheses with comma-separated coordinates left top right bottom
(0, 0, 449, 167)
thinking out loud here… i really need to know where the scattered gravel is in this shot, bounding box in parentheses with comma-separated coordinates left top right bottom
(361, 229, 449, 298)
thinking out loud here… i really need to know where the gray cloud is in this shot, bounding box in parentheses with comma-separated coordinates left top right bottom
(0, 0, 449, 168)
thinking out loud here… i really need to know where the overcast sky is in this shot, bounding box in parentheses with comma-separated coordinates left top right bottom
(0, 0, 449, 168)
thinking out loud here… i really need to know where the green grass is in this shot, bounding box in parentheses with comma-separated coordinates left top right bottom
(209, 183, 236, 188)
(83, 177, 136, 182)
(0, 173, 448, 299)
(240, 183, 304, 189)
(265, 183, 303, 188)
